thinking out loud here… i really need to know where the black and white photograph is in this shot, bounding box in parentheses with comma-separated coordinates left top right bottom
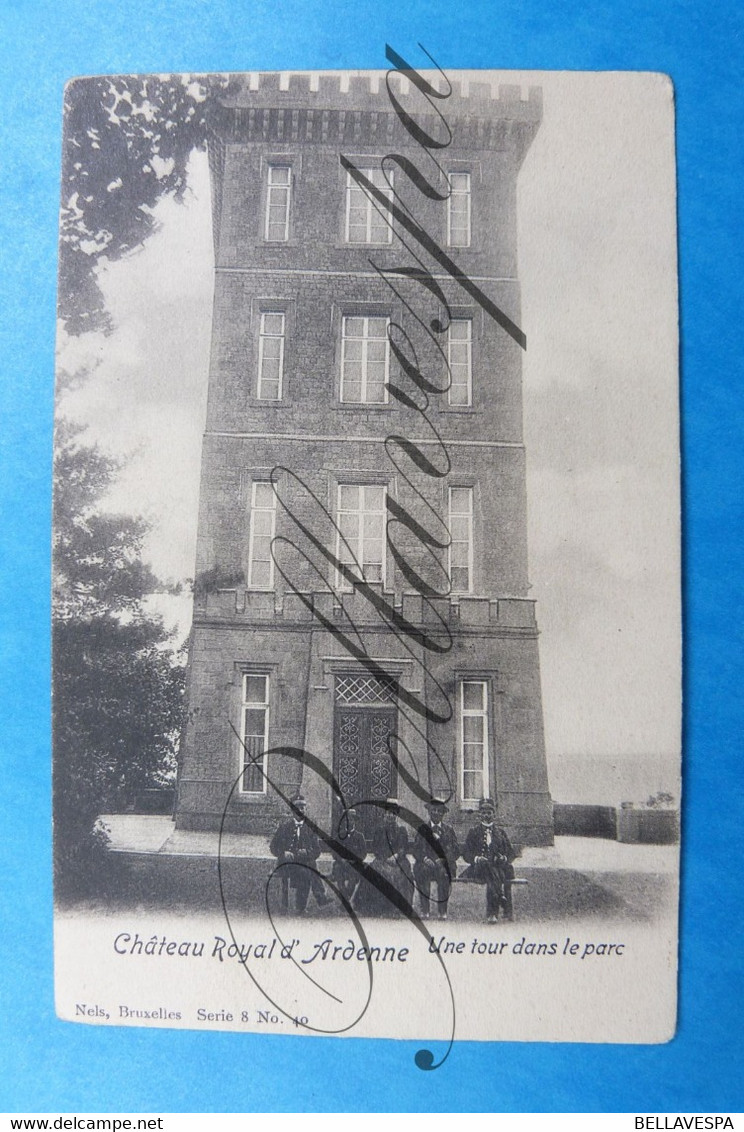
(53, 65, 680, 1045)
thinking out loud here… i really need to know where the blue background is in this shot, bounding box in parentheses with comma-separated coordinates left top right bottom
(2, 0, 742, 1113)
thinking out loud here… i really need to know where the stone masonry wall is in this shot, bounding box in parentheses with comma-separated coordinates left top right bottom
(176, 72, 553, 844)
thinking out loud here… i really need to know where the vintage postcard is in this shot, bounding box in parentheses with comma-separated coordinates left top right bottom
(53, 60, 680, 1055)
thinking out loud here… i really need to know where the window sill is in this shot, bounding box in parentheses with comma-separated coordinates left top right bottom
(333, 241, 395, 250)
(333, 402, 394, 412)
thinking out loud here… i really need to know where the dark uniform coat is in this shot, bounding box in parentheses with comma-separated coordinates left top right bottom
(461, 821, 517, 918)
(461, 822, 515, 874)
(270, 818, 321, 863)
(371, 820, 410, 861)
(269, 818, 321, 912)
(411, 820, 460, 916)
(363, 819, 414, 916)
(330, 826, 368, 903)
(411, 821, 460, 874)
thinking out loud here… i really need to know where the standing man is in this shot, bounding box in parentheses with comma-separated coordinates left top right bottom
(462, 797, 518, 923)
(269, 793, 322, 914)
(411, 799, 460, 920)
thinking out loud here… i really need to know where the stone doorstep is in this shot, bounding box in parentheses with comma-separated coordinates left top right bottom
(102, 815, 678, 876)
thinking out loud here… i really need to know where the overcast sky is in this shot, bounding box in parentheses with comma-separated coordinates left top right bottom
(56, 71, 680, 805)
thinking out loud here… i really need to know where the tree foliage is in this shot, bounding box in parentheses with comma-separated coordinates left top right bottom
(53, 422, 161, 620)
(55, 74, 224, 886)
(53, 425, 185, 889)
(59, 74, 231, 335)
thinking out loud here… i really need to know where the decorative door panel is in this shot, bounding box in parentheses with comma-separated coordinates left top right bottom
(333, 705, 397, 842)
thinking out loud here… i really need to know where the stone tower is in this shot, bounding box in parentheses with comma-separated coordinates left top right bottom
(175, 70, 553, 847)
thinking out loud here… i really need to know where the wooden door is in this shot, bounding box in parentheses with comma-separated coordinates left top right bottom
(333, 706, 397, 843)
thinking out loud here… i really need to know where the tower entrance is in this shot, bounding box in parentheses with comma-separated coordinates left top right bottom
(332, 674, 398, 843)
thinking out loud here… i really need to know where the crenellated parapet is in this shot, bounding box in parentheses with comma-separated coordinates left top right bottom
(219, 71, 541, 111)
(208, 71, 541, 157)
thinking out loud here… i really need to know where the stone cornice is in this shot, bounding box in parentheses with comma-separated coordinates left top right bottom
(209, 101, 539, 156)
(192, 616, 540, 641)
(192, 589, 539, 637)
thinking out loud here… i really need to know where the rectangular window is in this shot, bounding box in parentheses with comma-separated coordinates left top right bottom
(257, 311, 285, 400)
(240, 673, 269, 794)
(247, 481, 276, 589)
(345, 167, 393, 244)
(265, 165, 291, 242)
(448, 319, 472, 406)
(341, 316, 389, 403)
(447, 172, 471, 247)
(448, 486, 473, 594)
(460, 680, 489, 803)
(336, 483, 386, 587)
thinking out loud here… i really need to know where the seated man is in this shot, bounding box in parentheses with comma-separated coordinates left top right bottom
(461, 797, 517, 923)
(329, 807, 367, 906)
(411, 798, 460, 920)
(269, 793, 323, 914)
(365, 799, 414, 917)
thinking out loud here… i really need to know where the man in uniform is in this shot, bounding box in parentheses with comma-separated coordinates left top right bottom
(366, 799, 414, 916)
(461, 797, 518, 923)
(329, 806, 367, 906)
(269, 793, 323, 914)
(411, 798, 460, 920)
